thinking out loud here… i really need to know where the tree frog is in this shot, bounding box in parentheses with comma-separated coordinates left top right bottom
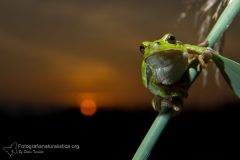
(140, 33, 213, 112)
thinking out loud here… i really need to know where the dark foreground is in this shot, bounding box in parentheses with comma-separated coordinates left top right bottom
(0, 103, 239, 160)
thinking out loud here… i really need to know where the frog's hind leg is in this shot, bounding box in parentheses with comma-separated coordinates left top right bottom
(152, 95, 183, 115)
(152, 96, 172, 113)
(152, 96, 165, 112)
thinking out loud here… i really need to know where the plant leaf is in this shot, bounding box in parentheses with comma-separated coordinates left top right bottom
(212, 54, 240, 98)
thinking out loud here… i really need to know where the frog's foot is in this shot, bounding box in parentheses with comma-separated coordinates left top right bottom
(152, 96, 171, 112)
(152, 96, 183, 115)
(197, 47, 214, 71)
(198, 40, 209, 47)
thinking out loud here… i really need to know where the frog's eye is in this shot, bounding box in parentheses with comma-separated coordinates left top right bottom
(166, 35, 176, 44)
(139, 44, 145, 54)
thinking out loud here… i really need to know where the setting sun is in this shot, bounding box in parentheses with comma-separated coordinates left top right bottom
(80, 99, 97, 116)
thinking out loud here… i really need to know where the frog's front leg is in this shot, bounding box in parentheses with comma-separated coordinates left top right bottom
(197, 54, 208, 70)
(197, 42, 221, 85)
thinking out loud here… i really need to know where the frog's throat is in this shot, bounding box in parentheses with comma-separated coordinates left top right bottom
(146, 51, 188, 85)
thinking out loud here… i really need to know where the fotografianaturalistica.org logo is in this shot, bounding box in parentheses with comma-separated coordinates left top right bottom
(3, 142, 80, 156)
(2, 142, 18, 157)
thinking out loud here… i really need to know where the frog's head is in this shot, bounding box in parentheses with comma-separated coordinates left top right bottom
(139, 33, 183, 59)
(140, 33, 188, 86)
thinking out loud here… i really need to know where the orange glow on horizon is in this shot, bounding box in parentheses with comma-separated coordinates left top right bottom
(80, 99, 97, 116)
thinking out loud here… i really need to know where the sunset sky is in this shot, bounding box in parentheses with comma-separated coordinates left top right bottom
(0, 0, 240, 111)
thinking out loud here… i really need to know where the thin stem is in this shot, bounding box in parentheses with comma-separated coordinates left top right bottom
(132, 109, 171, 160)
(207, 0, 240, 47)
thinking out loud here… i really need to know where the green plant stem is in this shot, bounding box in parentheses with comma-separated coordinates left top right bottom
(132, 109, 171, 160)
(207, 0, 240, 47)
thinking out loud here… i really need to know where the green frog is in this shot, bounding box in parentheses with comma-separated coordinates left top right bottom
(140, 33, 214, 112)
